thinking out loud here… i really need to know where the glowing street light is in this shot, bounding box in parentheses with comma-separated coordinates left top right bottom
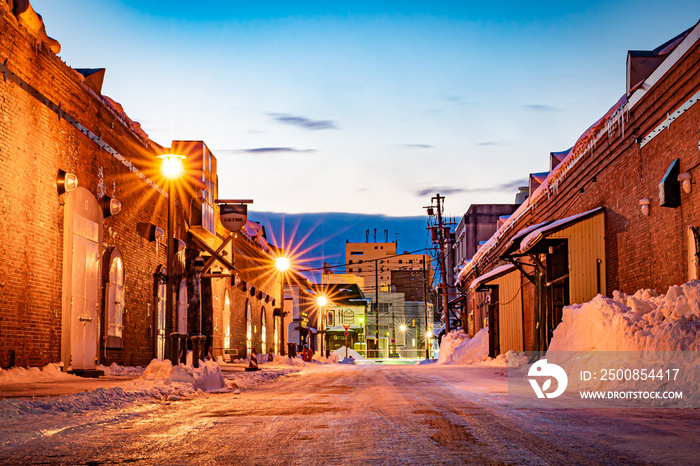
(317, 295, 328, 307)
(160, 152, 185, 365)
(399, 324, 407, 332)
(159, 153, 185, 178)
(275, 256, 291, 273)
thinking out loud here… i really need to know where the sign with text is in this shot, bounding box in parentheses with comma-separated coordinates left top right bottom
(219, 203, 247, 233)
(508, 351, 700, 409)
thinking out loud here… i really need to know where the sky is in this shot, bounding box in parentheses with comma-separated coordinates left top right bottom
(30, 1, 700, 220)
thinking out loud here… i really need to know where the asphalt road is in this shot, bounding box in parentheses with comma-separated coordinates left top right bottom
(1, 364, 698, 465)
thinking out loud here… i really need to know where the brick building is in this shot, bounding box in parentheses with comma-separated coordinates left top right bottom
(0, 2, 282, 370)
(458, 22, 700, 357)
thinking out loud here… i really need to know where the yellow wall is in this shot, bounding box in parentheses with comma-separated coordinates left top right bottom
(549, 212, 606, 304)
(492, 271, 524, 353)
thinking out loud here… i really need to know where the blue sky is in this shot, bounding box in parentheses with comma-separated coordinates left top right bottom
(32, 1, 700, 218)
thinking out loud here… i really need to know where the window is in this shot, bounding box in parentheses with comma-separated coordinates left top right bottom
(246, 300, 252, 356)
(274, 315, 280, 355)
(223, 291, 231, 349)
(105, 250, 124, 342)
(349, 260, 353, 264)
(351, 251, 363, 255)
(359, 268, 362, 273)
(261, 308, 267, 353)
(398, 260, 403, 264)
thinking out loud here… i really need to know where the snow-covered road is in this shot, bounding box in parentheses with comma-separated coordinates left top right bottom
(1, 364, 698, 465)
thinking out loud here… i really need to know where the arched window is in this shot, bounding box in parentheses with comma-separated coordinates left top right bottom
(155, 266, 167, 360)
(105, 249, 124, 342)
(223, 291, 231, 349)
(261, 307, 267, 353)
(274, 314, 280, 355)
(177, 279, 188, 334)
(246, 299, 252, 356)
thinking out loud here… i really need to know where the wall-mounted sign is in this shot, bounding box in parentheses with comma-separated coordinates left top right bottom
(219, 203, 247, 233)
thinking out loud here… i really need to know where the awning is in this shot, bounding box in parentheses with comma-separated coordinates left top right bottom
(501, 221, 551, 258)
(469, 263, 517, 291)
(518, 207, 605, 254)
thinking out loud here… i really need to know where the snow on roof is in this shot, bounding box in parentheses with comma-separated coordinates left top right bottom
(469, 263, 516, 291)
(518, 207, 604, 254)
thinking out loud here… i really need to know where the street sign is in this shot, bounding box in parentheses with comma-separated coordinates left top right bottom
(343, 323, 350, 331)
(344, 331, 349, 336)
(391, 338, 395, 344)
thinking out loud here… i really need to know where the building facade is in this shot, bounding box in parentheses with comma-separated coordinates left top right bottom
(458, 23, 700, 357)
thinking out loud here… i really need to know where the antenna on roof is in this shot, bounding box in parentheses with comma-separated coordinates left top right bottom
(366, 229, 369, 243)
(373, 228, 377, 243)
(384, 229, 388, 243)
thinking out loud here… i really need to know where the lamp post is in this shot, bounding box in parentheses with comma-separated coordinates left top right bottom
(275, 256, 290, 356)
(160, 153, 185, 365)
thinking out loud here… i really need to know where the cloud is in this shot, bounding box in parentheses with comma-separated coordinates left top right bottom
(270, 113, 338, 130)
(400, 144, 433, 149)
(416, 178, 528, 197)
(475, 141, 500, 146)
(523, 104, 559, 112)
(216, 147, 316, 155)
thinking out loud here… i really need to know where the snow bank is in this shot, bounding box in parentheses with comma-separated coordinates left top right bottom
(0, 385, 199, 421)
(549, 281, 700, 352)
(311, 352, 339, 364)
(140, 359, 226, 392)
(0, 363, 76, 383)
(332, 346, 365, 360)
(436, 329, 528, 367)
(271, 355, 307, 367)
(97, 363, 144, 377)
(437, 329, 489, 365)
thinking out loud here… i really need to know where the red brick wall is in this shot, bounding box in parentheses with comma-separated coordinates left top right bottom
(0, 6, 185, 368)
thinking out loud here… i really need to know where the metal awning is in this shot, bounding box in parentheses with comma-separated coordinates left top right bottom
(518, 207, 605, 254)
(500, 221, 551, 258)
(469, 263, 517, 291)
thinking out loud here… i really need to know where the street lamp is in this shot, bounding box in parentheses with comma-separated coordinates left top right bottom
(160, 153, 185, 365)
(275, 255, 291, 355)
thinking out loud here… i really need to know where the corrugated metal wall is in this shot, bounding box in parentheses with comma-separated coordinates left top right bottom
(549, 212, 606, 304)
(492, 271, 523, 353)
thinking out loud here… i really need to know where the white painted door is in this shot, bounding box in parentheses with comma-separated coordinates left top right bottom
(177, 280, 188, 334)
(70, 216, 99, 370)
(156, 271, 167, 359)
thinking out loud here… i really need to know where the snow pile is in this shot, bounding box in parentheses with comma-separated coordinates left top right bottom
(311, 352, 339, 364)
(0, 363, 76, 383)
(140, 359, 226, 392)
(271, 355, 307, 367)
(96, 363, 144, 377)
(481, 350, 530, 368)
(332, 346, 365, 360)
(0, 385, 200, 421)
(224, 367, 301, 389)
(548, 281, 700, 352)
(437, 329, 489, 365)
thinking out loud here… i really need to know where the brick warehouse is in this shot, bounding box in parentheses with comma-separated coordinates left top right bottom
(458, 21, 700, 357)
(0, 1, 283, 370)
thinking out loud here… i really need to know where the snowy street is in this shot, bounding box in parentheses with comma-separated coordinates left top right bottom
(1, 364, 698, 465)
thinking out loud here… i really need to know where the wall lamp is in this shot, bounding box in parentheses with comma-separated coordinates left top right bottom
(101, 196, 122, 218)
(679, 172, 692, 194)
(639, 198, 651, 216)
(57, 169, 78, 195)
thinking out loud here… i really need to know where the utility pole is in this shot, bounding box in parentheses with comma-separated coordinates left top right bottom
(435, 194, 450, 333)
(425, 194, 453, 334)
(375, 257, 379, 359)
(423, 255, 429, 359)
